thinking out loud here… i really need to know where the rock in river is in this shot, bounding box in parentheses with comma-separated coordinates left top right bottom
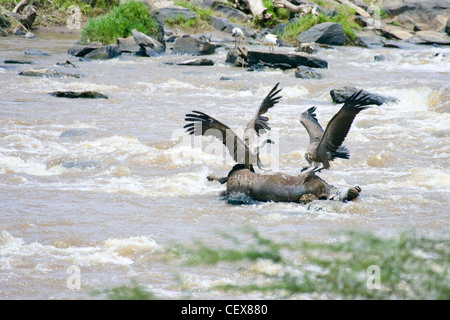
(330, 87, 398, 106)
(176, 58, 214, 66)
(19, 68, 81, 78)
(247, 50, 328, 69)
(295, 66, 322, 79)
(84, 45, 122, 60)
(48, 91, 108, 99)
(68, 42, 103, 57)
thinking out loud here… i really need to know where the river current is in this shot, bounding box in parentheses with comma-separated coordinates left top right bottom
(0, 32, 449, 299)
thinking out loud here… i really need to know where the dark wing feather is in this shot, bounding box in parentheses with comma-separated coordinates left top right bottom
(184, 110, 248, 163)
(317, 90, 372, 157)
(299, 106, 324, 145)
(246, 82, 282, 135)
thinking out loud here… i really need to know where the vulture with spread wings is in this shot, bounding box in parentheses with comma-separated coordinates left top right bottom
(184, 83, 282, 172)
(299, 90, 372, 174)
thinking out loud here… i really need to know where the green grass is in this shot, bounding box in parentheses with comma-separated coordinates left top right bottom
(80, 0, 158, 44)
(162, 0, 213, 33)
(99, 229, 449, 300)
(278, 5, 360, 45)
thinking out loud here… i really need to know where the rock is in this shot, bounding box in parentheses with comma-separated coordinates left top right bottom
(4, 60, 33, 64)
(48, 91, 108, 99)
(191, 0, 218, 8)
(13, 27, 25, 36)
(117, 36, 141, 54)
(20, 5, 37, 29)
(446, 18, 450, 36)
(158, 6, 196, 21)
(172, 36, 216, 55)
(24, 32, 36, 38)
(84, 45, 122, 59)
(131, 29, 165, 55)
(374, 54, 392, 62)
(383, 0, 450, 32)
(213, 4, 249, 21)
(68, 42, 103, 57)
(24, 48, 50, 56)
(296, 42, 321, 54)
(210, 16, 256, 38)
(55, 60, 76, 67)
(295, 66, 322, 79)
(19, 68, 81, 78)
(247, 50, 328, 69)
(272, 18, 299, 35)
(377, 23, 413, 40)
(407, 31, 450, 45)
(354, 29, 384, 47)
(297, 22, 347, 45)
(330, 87, 398, 106)
(177, 58, 214, 66)
(0, 14, 10, 30)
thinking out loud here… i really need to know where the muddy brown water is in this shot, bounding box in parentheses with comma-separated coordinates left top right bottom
(0, 32, 449, 299)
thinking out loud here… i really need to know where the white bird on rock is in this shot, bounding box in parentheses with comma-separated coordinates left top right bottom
(264, 33, 281, 52)
(232, 27, 245, 47)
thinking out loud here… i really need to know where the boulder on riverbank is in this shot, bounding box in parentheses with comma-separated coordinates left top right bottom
(297, 22, 347, 46)
(131, 29, 165, 56)
(172, 35, 216, 55)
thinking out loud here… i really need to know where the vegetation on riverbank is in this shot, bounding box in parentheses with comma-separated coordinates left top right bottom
(97, 229, 450, 300)
(1, 0, 371, 45)
(80, 0, 158, 44)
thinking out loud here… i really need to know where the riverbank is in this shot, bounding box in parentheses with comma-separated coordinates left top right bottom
(2, 0, 449, 47)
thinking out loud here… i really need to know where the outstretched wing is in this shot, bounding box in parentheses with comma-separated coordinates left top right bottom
(184, 110, 249, 164)
(245, 82, 282, 136)
(299, 106, 324, 145)
(317, 90, 372, 157)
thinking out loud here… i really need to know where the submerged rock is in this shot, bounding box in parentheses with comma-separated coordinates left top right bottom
(330, 87, 398, 106)
(4, 60, 33, 64)
(177, 58, 214, 66)
(19, 68, 81, 78)
(48, 91, 108, 99)
(295, 66, 322, 79)
(24, 48, 50, 56)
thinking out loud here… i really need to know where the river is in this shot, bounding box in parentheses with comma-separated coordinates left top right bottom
(0, 32, 449, 299)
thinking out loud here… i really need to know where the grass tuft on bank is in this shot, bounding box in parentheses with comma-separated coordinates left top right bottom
(98, 229, 450, 300)
(80, 0, 158, 44)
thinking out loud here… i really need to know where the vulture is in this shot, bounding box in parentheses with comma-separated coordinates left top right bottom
(299, 90, 372, 174)
(184, 83, 282, 175)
